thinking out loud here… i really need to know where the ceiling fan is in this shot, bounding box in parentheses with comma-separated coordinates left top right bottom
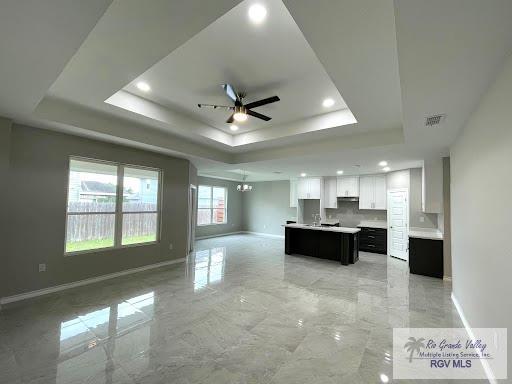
(197, 84, 280, 123)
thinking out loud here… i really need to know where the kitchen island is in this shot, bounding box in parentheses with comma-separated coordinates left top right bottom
(284, 223, 360, 265)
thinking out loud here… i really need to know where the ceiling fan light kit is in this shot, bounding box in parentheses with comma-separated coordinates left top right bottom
(198, 83, 280, 126)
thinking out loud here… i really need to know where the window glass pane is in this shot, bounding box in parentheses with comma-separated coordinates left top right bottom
(122, 167, 159, 212)
(198, 186, 211, 208)
(121, 213, 157, 245)
(197, 208, 212, 225)
(212, 187, 226, 209)
(67, 159, 118, 213)
(212, 208, 226, 224)
(66, 214, 115, 252)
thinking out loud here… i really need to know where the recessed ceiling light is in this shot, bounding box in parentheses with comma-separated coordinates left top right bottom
(248, 4, 267, 24)
(380, 373, 389, 383)
(136, 81, 151, 92)
(382, 167, 390, 172)
(378, 161, 388, 167)
(230, 124, 239, 132)
(300, 172, 307, 177)
(322, 98, 335, 108)
(337, 170, 344, 175)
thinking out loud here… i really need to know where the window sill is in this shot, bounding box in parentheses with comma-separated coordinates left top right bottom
(64, 240, 159, 256)
(197, 222, 228, 227)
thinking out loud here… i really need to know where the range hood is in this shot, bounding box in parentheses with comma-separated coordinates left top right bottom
(337, 196, 359, 202)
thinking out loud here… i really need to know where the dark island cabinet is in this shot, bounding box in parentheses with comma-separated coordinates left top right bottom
(409, 237, 443, 278)
(359, 227, 387, 254)
(285, 227, 359, 265)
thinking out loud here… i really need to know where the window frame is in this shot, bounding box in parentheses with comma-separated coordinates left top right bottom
(64, 156, 163, 256)
(197, 185, 228, 226)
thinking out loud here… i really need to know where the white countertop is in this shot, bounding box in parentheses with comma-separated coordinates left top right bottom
(409, 227, 444, 240)
(357, 221, 388, 229)
(284, 223, 361, 234)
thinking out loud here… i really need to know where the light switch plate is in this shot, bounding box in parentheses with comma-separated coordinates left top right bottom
(39, 263, 46, 272)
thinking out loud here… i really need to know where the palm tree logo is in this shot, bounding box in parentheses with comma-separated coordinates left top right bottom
(404, 337, 425, 362)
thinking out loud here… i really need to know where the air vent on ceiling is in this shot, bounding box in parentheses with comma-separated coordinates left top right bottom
(425, 114, 446, 127)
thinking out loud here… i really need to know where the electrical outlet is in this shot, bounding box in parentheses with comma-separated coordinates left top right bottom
(169, 243, 173, 251)
(263, 225, 267, 229)
(38, 263, 46, 272)
(420, 216, 425, 223)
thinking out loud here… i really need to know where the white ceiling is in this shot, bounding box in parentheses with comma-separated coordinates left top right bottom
(122, 0, 349, 136)
(1, 0, 512, 182)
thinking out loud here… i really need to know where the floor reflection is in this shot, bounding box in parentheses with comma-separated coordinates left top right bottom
(190, 246, 226, 291)
(1, 235, 465, 384)
(56, 291, 154, 384)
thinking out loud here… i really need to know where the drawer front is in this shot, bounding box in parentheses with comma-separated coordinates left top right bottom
(359, 227, 387, 254)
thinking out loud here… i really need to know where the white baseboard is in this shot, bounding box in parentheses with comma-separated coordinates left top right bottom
(451, 293, 496, 384)
(196, 231, 243, 240)
(196, 231, 284, 240)
(443, 276, 452, 282)
(0, 258, 185, 306)
(242, 231, 285, 239)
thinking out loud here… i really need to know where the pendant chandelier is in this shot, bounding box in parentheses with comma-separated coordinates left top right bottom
(237, 172, 253, 192)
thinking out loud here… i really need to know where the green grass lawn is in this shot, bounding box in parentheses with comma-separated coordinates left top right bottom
(66, 234, 156, 253)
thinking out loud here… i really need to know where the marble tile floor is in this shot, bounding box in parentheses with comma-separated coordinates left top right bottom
(0, 234, 485, 384)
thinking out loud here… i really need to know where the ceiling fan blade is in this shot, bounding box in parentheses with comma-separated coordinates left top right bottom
(226, 113, 235, 123)
(222, 84, 239, 102)
(244, 96, 280, 110)
(247, 110, 271, 121)
(197, 103, 233, 110)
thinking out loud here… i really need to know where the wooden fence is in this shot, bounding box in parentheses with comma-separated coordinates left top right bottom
(67, 202, 158, 242)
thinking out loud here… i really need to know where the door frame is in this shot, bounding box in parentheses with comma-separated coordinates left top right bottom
(387, 188, 409, 260)
(188, 184, 197, 253)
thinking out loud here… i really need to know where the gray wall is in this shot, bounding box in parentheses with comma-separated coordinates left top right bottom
(195, 176, 243, 238)
(242, 180, 297, 236)
(442, 157, 451, 277)
(3, 124, 191, 298)
(451, 51, 512, 374)
(0, 117, 12, 297)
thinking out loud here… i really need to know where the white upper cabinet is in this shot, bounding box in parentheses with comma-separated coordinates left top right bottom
(323, 177, 337, 208)
(290, 179, 298, 208)
(336, 176, 359, 197)
(374, 175, 387, 209)
(359, 175, 387, 210)
(297, 177, 321, 199)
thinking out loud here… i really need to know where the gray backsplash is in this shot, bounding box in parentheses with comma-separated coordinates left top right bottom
(325, 200, 387, 227)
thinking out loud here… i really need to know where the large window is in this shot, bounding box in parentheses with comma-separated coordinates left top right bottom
(65, 158, 161, 253)
(197, 185, 227, 226)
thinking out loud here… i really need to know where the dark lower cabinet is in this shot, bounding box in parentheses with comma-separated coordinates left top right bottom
(285, 227, 359, 265)
(409, 237, 443, 278)
(359, 227, 387, 254)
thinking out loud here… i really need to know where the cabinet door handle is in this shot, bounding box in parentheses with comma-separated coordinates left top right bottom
(368, 235, 375, 238)
(368, 244, 375, 247)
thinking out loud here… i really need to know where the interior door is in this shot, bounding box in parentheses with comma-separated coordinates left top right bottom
(387, 189, 408, 260)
